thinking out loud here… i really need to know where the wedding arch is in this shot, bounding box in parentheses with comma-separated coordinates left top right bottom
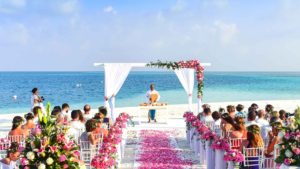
(94, 60, 211, 121)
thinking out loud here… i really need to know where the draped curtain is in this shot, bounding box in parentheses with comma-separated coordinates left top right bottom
(104, 63, 132, 121)
(174, 68, 195, 111)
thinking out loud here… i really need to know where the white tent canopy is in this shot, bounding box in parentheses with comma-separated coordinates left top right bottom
(94, 62, 211, 121)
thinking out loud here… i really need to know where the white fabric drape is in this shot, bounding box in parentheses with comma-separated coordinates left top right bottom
(104, 63, 132, 121)
(174, 68, 195, 111)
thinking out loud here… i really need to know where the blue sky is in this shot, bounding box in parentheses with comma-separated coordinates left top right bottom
(0, 0, 300, 71)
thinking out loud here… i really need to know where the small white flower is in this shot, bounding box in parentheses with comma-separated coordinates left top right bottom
(46, 157, 54, 165)
(26, 152, 35, 161)
(285, 149, 293, 158)
(224, 152, 227, 155)
(275, 144, 280, 149)
(38, 163, 46, 169)
(232, 152, 236, 157)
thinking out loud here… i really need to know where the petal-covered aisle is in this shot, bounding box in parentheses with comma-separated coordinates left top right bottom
(137, 130, 193, 169)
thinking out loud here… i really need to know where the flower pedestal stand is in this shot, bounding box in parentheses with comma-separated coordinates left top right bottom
(186, 129, 190, 144)
(215, 150, 226, 169)
(189, 127, 195, 149)
(205, 140, 215, 169)
(280, 165, 300, 169)
(227, 161, 240, 169)
(199, 139, 206, 165)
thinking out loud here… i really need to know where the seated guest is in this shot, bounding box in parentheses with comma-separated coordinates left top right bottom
(0, 142, 20, 169)
(251, 103, 259, 111)
(95, 120, 109, 137)
(279, 109, 287, 125)
(203, 108, 214, 123)
(246, 110, 260, 127)
(219, 107, 226, 114)
(256, 110, 269, 127)
(70, 110, 85, 131)
(230, 117, 247, 139)
(212, 111, 221, 126)
(97, 106, 113, 129)
(51, 108, 63, 124)
(265, 104, 274, 114)
(241, 125, 264, 169)
(227, 105, 236, 118)
(32, 106, 41, 124)
(235, 104, 245, 118)
(197, 104, 210, 120)
(80, 119, 98, 145)
(265, 121, 282, 157)
(61, 103, 70, 122)
(83, 104, 93, 120)
(221, 113, 235, 137)
(9, 116, 28, 138)
(78, 110, 86, 123)
(22, 113, 35, 135)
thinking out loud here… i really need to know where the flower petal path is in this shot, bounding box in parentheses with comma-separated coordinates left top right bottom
(137, 130, 193, 169)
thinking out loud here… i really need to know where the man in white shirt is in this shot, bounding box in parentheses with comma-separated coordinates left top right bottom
(69, 110, 85, 140)
(203, 108, 214, 123)
(83, 104, 93, 120)
(146, 84, 160, 123)
(256, 109, 269, 126)
(246, 110, 261, 128)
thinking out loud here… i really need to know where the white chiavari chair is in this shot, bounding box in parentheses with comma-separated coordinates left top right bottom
(93, 133, 104, 150)
(243, 147, 264, 168)
(214, 125, 222, 137)
(7, 135, 25, 147)
(79, 140, 99, 169)
(0, 139, 10, 159)
(229, 138, 246, 150)
(263, 145, 280, 169)
(221, 130, 232, 138)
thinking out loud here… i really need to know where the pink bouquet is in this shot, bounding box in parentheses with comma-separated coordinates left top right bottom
(197, 124, 209, 135)
(201, 130, 217, 140)
(223, 149, 244, 163)
(211, 138, 230, 151)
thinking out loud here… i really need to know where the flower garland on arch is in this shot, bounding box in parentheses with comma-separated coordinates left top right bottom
(146, 60, 205, 97)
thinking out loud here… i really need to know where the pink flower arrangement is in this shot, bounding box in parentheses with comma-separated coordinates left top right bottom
(211, 138, 230, 151)
(223, 149, 244, 163)
(201, 130, 217, 141)
(92, 112, 130, 169)
(197, 124, 209, 135)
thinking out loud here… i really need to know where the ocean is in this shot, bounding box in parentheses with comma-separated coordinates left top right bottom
(0, 71, 300, 114)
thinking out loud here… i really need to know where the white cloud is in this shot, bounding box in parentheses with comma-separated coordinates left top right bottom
(214, 21, 238, 44)
(0, 0, 26, 13)
(103, 5, 117, 15)
(203, 0, 228, 9)
(59, 0, 78, 14)
(171, 0, 186, 12)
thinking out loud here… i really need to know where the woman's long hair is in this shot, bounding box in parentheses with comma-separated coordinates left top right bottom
(11, 116, 24, 131)
(232, 116, 245, 131)
(246, 125, 264, 148)
(221, 113, 235, 126)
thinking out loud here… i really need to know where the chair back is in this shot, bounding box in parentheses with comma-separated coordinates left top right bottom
(243, 147, 264, 168)
(221, 130, 232, 138)
(79, 141, 98, 169)
(7, 135, 25, 147)
(0, 139, 10, 159)
(229, 138, 246, 149)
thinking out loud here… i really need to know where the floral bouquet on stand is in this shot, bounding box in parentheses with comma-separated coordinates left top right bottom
(275, 108, 300, 167)
(224, 149, 244, 169)
(91, 113, 130, 169)
(19, 103, 84, 169)
(211, 137, 230, 151)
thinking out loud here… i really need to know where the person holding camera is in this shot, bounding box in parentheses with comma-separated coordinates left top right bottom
(31, 88, 45, 110)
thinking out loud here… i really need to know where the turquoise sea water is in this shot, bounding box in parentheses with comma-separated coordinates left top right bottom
(0, 71, 300, 114)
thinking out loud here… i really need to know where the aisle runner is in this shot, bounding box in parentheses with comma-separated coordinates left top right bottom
(137, 130, 192, 169)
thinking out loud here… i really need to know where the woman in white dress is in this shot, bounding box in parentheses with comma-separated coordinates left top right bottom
(0, 142, 20, 169)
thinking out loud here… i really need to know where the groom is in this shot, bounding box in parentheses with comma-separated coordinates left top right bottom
(146, 84, 160, 123)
